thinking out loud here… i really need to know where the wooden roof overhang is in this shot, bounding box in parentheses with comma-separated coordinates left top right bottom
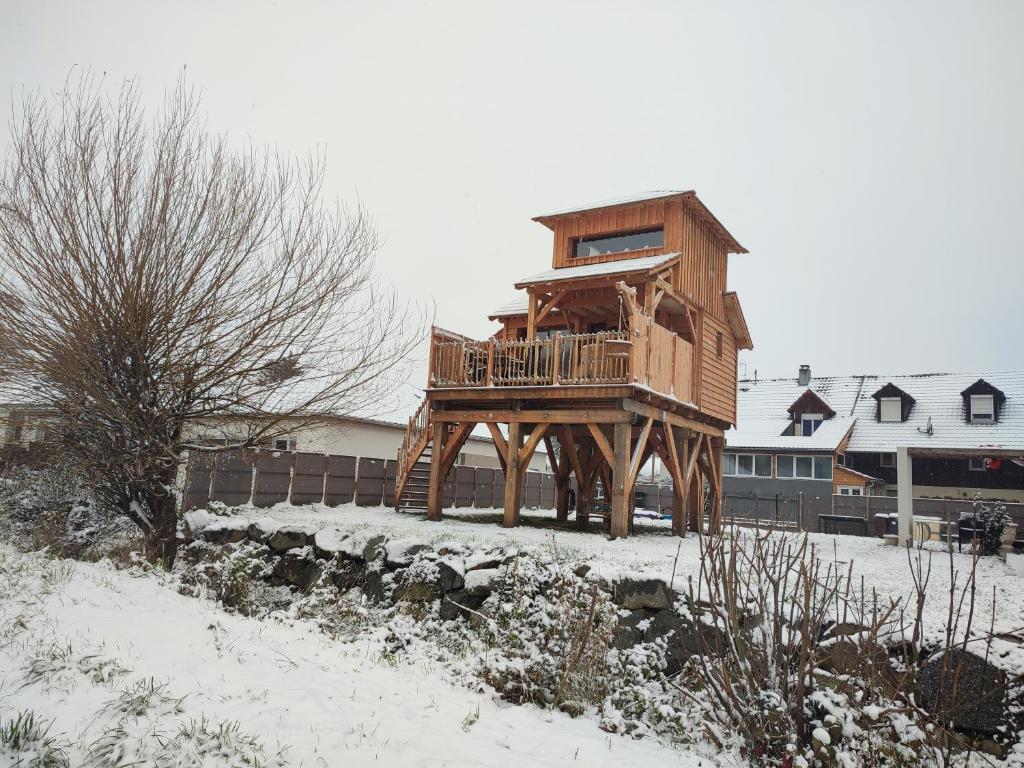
(531, 190, 748, 255)
(723, 292, 754, 350)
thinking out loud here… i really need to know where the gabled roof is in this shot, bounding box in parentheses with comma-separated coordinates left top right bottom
(872, 382, 916, 404)
(787, 389, 836, 419)
(531, 190, 748, 254)
(514, 252, 679, 290)
(727, 415, 856, 452)
(728, 371, 1024, 453)
(723, 292, 753, 351)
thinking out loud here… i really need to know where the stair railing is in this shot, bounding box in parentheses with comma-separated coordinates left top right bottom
(395, 399, 431, 506)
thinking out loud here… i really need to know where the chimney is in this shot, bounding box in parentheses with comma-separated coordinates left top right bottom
(798, 364, 811, 387)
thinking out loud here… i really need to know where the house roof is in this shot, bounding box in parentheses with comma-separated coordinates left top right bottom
(514, 252, 679, 290)
(728, 371, 1024, 454)
(727, 415, 857, 452)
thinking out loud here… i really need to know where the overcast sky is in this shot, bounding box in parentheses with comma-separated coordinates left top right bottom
(3, 1, 1022, 415)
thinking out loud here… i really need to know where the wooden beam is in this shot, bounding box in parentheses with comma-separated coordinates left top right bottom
(439, 422, 475, 475)
(485, 422, 508, 473)
(434, 409, 633, 424)
(502, 422, 523, 528)
(585, 423, 614, 467)
(535, 291, 565, 325)
(427, 420, 446, 522)
(684, 433, 704, 486)
(662, 423, 684, 489)
(628, 416, 654, 489)
(518, 423, 550, 466)
(621, 399, 723, 437)
(557, 426, 586, 488)
(610, 421, 630, 539)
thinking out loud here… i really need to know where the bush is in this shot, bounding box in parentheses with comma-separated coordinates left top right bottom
(0, 461, 136, 559)
(972, 497, 1011, 556)
(0, 709, 69, 768)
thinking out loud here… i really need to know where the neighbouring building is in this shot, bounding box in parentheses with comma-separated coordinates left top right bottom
(0, 398, 547, 473)
(724, 366, 1024, 503)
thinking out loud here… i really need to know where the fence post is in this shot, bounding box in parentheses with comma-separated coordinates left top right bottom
(551, 332, 561, 385)
(485, 338, 495, 386)
(798, 492, 804, 531)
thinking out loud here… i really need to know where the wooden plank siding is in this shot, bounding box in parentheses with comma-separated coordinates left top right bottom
(700, 313, 737, 425)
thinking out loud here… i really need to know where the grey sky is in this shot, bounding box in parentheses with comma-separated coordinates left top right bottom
(3, 1, 1022, 417)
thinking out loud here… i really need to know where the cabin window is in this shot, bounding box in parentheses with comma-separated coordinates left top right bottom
(573, 227, 663, 258)
(776, 455, 832, 480)
(970, 394, 995, 424)
(723, 453, 771, 477)
(272, 436, 295, 451)
(879, 453, 895, 468)
(801, 413, 823, 436)
(838, 486, 863, 496)
(968, 457, 986, 472)
(879, 397, 902, 423)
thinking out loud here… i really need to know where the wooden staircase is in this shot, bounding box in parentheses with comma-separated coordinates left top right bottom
(395, 400, 432, 510)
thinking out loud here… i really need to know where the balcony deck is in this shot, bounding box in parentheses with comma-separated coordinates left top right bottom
(428, 322, 696, 407)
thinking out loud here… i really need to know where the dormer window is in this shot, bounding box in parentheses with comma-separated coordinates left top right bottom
(961, 379, 1006, 424)
(801, 413, 823, 436)
(970, 395, 995, 424)
(573, 227, 663, 258)
(879, 397, 902, 423)
(871, 383, 915, 423)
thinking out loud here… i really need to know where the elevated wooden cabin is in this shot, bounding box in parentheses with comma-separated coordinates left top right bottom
(396, 190, 753, 537)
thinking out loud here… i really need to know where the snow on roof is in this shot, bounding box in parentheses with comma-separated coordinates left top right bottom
(534, 190, 691, 220)
(727, 416, 856, 452)
(514, 252, 679, 288)
(729, 371, 1024, 454)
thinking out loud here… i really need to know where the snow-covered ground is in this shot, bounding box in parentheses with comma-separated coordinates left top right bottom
(231, 502, 1024, 635)
(0, 545, 716, 767)
(4, 502, 1022, 766)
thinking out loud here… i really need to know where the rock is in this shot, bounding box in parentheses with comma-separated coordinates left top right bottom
(384, 539, 431, 568)
(612, 576, 676, 610)
(643, 609, 710, 676)
(313, 528, 348, 560)
(273, 547, 322, 591)
(463, 567, 503, 596)
(439, 589, 487, 621)
(573, 564, 592, 579)
(612, 609, 657, 650)
(268, 525, 318, 552)
(246, 517, 279, 543)
(362, 567, 391, 603)
(202, 520, 248, 545)
(394, 580, 442, 603)
(436, 561, 465, 593)
(918, 649, 1008, 735)
(465, 551, 504, 571)
(362, 535, 388, 564)
(329, 560, 366, 591)
(182, 510, 211, 540)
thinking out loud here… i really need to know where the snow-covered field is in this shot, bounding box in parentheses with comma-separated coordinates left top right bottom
(3, 502, 1022, 766)
(0, 543, 713, 767)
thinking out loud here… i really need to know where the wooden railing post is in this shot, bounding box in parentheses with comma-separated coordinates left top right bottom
(551, 332, 561, 385)
(485, 338, 495, 386)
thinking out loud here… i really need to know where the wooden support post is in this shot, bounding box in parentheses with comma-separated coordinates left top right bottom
(526, 290, 537, 340)
(427, 420, 445, 521)
(485, 337, 495, 386)
(502, 421, 523, 528)
(575, 440, 593, 531)
(610, 421, 630, 539)
(688, 462, 703, 533)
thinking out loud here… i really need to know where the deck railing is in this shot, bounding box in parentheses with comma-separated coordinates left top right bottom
(428, 324, 694, 402)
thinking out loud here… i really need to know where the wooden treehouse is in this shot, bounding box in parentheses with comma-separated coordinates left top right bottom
(395, 191, 753, 538)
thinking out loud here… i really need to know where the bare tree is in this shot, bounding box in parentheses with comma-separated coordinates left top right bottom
(0, 75, 425, 565)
